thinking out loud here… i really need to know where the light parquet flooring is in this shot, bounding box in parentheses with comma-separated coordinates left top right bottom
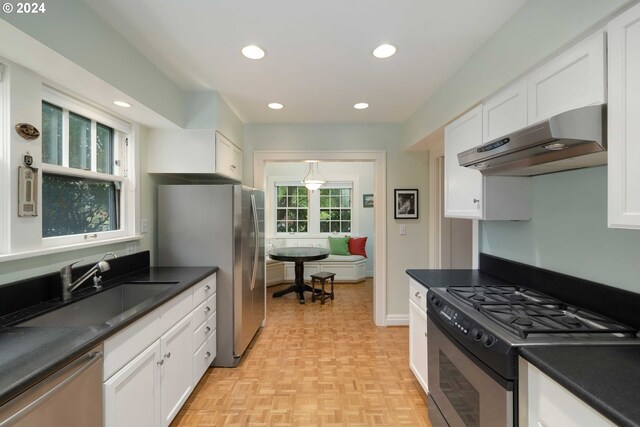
(171, 279, 432, 427)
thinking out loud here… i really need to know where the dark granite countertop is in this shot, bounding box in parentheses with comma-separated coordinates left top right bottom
(406, 268, 509, 289)
(0, 266, 217, 407)
(520, 346, 640, 427)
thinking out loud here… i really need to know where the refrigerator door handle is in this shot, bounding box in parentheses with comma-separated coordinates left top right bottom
(250, 193, 259, 291)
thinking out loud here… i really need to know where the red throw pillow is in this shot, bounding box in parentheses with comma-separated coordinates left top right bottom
(348, 237, 368, 258)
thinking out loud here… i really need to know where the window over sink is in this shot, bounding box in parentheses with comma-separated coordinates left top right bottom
(41, 87, 134, 246)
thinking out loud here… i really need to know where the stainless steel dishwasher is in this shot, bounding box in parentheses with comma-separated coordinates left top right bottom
(0, 345, 103, 427)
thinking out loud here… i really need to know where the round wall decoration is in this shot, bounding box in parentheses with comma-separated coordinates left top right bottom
(15, 123, 40, 140)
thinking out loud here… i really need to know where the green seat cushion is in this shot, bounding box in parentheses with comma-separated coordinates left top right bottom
(328, 236, 350, 256)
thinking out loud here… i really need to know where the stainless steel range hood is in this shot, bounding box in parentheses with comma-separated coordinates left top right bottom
(458, 105, 607, 176)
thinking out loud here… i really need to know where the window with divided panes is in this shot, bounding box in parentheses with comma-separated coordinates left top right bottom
(274, 183, 352, 234)
(41, 97, 126, 239)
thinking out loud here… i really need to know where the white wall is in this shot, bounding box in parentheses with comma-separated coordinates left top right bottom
(244, 123, 429, 317)
(265, 161, 375, 275)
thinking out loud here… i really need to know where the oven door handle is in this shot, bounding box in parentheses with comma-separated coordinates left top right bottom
(427, 311, 514, 391)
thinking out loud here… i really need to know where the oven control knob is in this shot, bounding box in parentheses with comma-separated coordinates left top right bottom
(472, 328, 484, 341)
(482, 334, 496, 348)
(433, 298, 441, 308)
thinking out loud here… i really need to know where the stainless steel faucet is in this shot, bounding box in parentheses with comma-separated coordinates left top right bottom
(60, 252, 118, 301)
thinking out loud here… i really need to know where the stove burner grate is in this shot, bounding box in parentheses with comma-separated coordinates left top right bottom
(446, 284, 638, 339)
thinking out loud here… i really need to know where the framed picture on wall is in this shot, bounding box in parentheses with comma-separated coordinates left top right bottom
(394, 189, 418, 219)
(363, 193, 374, 208)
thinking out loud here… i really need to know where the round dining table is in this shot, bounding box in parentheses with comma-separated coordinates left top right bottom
(268, 247, 330, 304)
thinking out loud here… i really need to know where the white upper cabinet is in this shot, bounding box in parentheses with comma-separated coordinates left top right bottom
(445, 105, 484, 219)
(444, 105, 531, 220)
(608, 3, 640, 229)
(147, 129, 243, 181)
(215, 131, 243, 181)
(527, 30, 606, 124)
(483, 80, 528, 143)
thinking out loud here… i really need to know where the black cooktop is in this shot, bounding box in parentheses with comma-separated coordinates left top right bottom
(446, 285, 638, 339)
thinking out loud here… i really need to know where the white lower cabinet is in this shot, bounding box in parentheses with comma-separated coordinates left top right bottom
(103, 273, 217, 427)
(160, 314, 194, 426)
(519, 358, 614, 427)
(408, 278, 428, 394)
(104, 341, 162, 427)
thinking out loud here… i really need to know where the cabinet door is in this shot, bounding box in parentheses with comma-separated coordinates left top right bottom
(523, 361, 614, 427)
(160, 314, 194, 427)
(215, 132, 233, 177)
(608, 4, 640, 229)
(104, 341, 161, 427)
(409, 300, 428, 394)
(230, 145, 243, 180)
(483, 80, 527, 143)
(527, 31, 605, 124)
(444, 105, 483, 219)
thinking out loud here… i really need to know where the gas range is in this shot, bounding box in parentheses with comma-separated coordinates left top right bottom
(425, 284, 639, 427)
(427, 285, 639, 377)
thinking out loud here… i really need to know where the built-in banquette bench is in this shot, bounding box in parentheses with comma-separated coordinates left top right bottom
(266, 236, 368, 285)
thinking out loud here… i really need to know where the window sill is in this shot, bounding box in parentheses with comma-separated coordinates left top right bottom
(0, 235, 144, 263)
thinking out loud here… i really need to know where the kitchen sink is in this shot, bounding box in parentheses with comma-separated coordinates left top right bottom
(18, 282, 177, 327)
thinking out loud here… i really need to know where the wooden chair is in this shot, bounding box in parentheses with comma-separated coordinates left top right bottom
(310, 271, 336, 305)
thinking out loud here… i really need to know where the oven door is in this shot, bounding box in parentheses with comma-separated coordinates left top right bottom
(427, 317, 513, 427)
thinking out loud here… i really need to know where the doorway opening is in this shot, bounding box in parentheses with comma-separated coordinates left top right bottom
(253, 151, 387, 326)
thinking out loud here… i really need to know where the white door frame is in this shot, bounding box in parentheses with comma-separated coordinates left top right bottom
(254, 150, 387, 326)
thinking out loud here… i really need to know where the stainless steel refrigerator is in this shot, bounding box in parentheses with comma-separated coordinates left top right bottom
(157, 184, 265, 367)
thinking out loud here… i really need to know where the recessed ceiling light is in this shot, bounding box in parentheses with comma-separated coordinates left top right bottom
(242, 45, 266, 60)
(373, 44, 397, 59)
(354, 103, 369, 110)
(113, 101, 131, 108)
(268, 102, 284, 110)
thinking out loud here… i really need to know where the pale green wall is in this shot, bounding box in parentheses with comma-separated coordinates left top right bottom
(244, 123, 429, 316)
(481, 166, 640, 292)
(1, 0, 187, 127)
(404, 0, 629, 147)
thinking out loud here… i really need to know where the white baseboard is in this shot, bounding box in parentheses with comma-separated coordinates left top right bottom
(385, 314, 409, 326)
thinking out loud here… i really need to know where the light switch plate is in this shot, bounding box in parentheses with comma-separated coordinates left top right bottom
(141, 217, 148, 233)
(399, 224, 406, 235)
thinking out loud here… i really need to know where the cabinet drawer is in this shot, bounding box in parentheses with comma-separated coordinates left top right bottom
(193, 316, 216, 351)
(193, 293, 216, 330)
(193, 332, 216, 385)
(104, 309, 162, 381)
(193, 274, 216, 307)
(409, 279, 427, 311)
(161, 289, 193, 332)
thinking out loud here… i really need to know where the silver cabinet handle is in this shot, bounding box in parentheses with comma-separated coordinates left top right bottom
(205, 351, 211, 359)
(157, 359, 164, 366)
(414, 292, 421, 299)
(204, 285, 211, 291)
(473, 198, 480, 203)
(205, 306, 211, 313)
(205, 327, 211, 334)
(164, 352, 171, 359)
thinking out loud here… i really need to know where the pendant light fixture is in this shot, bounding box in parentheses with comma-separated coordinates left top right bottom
(302, 161, 325, 191)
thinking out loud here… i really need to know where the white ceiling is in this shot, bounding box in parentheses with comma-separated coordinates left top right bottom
(84, 0, 526, 124)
